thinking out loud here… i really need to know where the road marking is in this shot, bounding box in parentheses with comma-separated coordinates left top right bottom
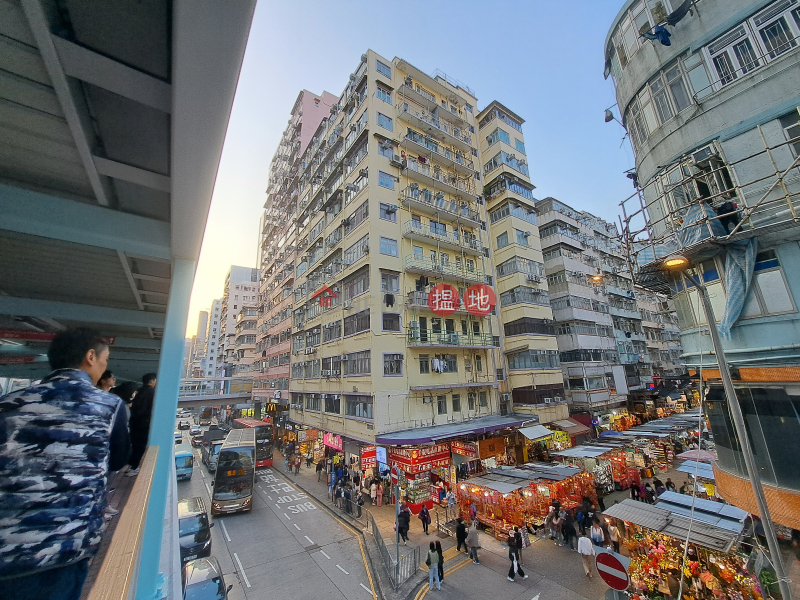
(305, 535, 314, 545)
(320, 550, 330, 559)
(532, 595, 540, 600)
(293, 523, 301, 531)
(233, 553, 251, 588)
(275, 504, 280, 510)
(268, 495, 273, 500)
(205, 483, 212, 497)
(414, 558, 471, 600)
(200, 469, 205, 479)
(219, 520, 231, 542)
(336, 564, 349, 575)
(361, 583, 373, 593)
(283, 512, 291, 520)
(257, 485, 263, 490)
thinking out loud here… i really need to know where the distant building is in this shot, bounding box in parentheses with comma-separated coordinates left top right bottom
(218, 266, 259, 376)
(204, 299, 222, 377)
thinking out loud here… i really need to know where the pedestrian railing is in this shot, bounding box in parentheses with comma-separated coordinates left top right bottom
(435, 505, 459, 537)
(365, 510, 419, 589)
(338, 495, 368, 526)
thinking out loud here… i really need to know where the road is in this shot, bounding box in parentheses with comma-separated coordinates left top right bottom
(175, 427, 376, 600)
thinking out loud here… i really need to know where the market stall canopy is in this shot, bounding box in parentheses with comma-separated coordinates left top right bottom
(676, 460, 716, 480)
(676, 449, 717, 462)
(550, 418, 591, 436)
(466, 475, 526, 494)
(375, 414, 530, 445)
(550, 446, 613, 459)
(655, 491, 747, 531)
(499, 462, 585, 481)
(518, 424, 553, 442)
(603, 499, 745, 552)
(598, 430, 624, 437)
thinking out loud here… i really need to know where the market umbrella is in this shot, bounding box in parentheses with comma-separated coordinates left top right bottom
(598, 430, 623, 437)
(676, 449, 716, 462)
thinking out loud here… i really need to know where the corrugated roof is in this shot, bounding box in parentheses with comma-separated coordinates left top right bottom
(518, 424, 554, 442)
(676, 460, 716, 480)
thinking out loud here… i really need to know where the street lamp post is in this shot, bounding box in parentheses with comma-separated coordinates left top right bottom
(664, 255, 792, 600)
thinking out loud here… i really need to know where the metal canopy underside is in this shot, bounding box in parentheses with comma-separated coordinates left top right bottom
(0, 0, 255, 381)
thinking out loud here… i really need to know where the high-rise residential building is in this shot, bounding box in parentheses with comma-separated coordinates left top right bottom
(475, 103, 565, 416)
(608, 0, 800, 527)
(218, 266, 259, 376)
(204, 299, 222, 377)
(187, 310, 209, 377)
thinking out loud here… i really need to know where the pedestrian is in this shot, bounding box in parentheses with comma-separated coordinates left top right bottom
(607, 520, 621, 553)
(335, 484, 344, 509)
(596, 491, 607, 512)
(376, 481, 383, 507)
(513, 526, 524, 565)
(469, 502, 477, 522)
(679, 481, 689, 494)
(397, 504, 411, 545)
(285, 454, 291, 472)
(316, 459, 324, 481)
(426, 542, 441, 591)
(370, 481, 377, 505)
(456, 517, 468, 553)
(544, 506, 556, 539)
(126, 372, 157, 476)
(507, 533, 528, 582)
(666, 478, 676, 492)
(336, 465, 343, 484)
(97, 369, 116, 392)
(326, 456, 333, 474)
(654, 478, 666, 497)
(294, 454, 301, 475)
(306, 453, 312, 468)
(465, 521, 481, 564)
(644, 483, 655, 504)
(563, 511, 577, 551)
(353, 469, 361, 489)
(329, 470, 336, 497)
(344, 486, 352, 513)
(435, 540, 444, 582)
(639, 481, 647, 502)
(110, 381, 138, 410)
(446, 489, 456, 515)
(630, 484, 640, 501)
(577, 533, 596, 578)
(0, 328, 131, 600)
(419, 505, 431, 535)
(553, 511, 565, 546)
(356, 492, 364, 518)
(590, 518, 605, 547)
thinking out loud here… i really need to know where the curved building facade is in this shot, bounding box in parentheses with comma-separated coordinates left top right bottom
(608, 0, 800, 527)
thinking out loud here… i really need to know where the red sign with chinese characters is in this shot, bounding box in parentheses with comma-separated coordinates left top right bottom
(360, 445, 377, 470)
(427, 284, 459, 316)
(311, 285, 338, 308)
(464, 284, 496, 316)
(388, 443, 451, 474)
(450, 440, 479, 459)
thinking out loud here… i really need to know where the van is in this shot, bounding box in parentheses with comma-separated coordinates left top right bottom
(175, 444, 194, 481)
(177, 497, 213, 563)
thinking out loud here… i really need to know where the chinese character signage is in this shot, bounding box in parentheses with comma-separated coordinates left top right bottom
(427, 284, 459, 316)
(323, 432, 342, 450)
(464, 284, 496, 316)
(361, 445, 377, 469)
(451, 440, 479, 459)
(388, 443, 451, 474)
(297, 429, 318, 443)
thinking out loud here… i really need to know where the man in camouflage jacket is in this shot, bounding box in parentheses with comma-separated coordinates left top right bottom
(0, 328, 130, 600)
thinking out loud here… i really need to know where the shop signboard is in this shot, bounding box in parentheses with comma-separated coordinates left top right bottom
(388, 443, 450, 474)
(361, 445, 377, 469)
(323, 432, 342, 450)
(451, 440, 479, 459)
(375, 446, 387, 465)
(450, 464, 457, 486)
(477, 437, 504, 460)
(297, 429, 318, 443)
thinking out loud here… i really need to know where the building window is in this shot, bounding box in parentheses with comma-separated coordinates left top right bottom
(383, 353, 403, 376)
(378, 171, 395, 190)
(376, 59, 391, 78)
(486, 127, 510, 147)
(758, 14, 797, 58)
(479, 391, 488, 407)
(419, 354, 430, 374)
(381, 271, 399, 293)
(343, 267, 369, 301)
(323, 320, 342, 342)
(437, 395, 447, 415)
(741, 250, 796, 318)
(507, 349, 561, 370)
(379, 236, 399, 256)
(344, 308, 370, 337)
(344, 199, 369, 235)
(344, 350, 371, 375)
(464, 103, 473, 113)
(324, 395, 341, 414)
(496, 231, 509, 249)
(305, 394, 321, 411)
(452, 394, 461, 412)
(377, 112, 393, 131)
(468, 392, 476, 411)
(343, 233, 370, 266)
(345, 395, 373, 419)
(376, 84, 392, 104)
(379, 202, 398, 222)
(382, 313, 401, 331)
(515, 139, 526, 155)
(378, 140, 394, 158)
(475, 355, 483, 372)
(515, 229, 530, 246)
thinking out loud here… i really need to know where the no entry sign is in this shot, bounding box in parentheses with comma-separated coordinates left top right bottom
(390, 466, 399, 486)
(596, 551, 630, 591)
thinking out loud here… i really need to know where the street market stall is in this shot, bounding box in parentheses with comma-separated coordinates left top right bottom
(457, 463, 597, 537)
(387, 443, 451, 513)
(603, 497, 765, 600)
(551, 445, 640, 491)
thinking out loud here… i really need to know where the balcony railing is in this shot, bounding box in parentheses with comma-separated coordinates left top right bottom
(396, 102, 473, 149)
(400, 185, 480, 224)
(408, 328, 497, 347)
(402, 220, 483, 253)
(406, 291, 487, 315)
(403, 158, 475, 195)
(404, 130, 474, 172)
(404, 255, 486, 283)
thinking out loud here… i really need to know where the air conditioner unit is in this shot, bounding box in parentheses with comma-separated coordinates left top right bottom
(321, 369, 331, 377)
(359, 168, 368, 178)
(544, 397, 553, 404)
(349, 123, 357, 131)
(390, 154, 403, 167)
(362, 245, 369, 253)
(554, 396, 563, 403)
(343, 301, 353, 310)
(501, 393, 511, 402)
(691, 143, 718, 166)
(332, 369, 341, 377)
(385, 204, 398, 214)
(423, 396, 433, 404)
(526, 274, 541, 283)
(340, 354, 349, 360)
(296, 322, 304, 329)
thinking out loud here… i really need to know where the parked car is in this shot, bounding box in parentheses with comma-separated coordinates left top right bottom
(178, 420, 191, 430)
(190, 425, 202, 437)
(191, 435, 204, 448)
(182, 556, 231, 600)
(178, 497, 213, 564)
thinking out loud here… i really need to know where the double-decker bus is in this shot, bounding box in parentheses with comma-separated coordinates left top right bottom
(196, 406, 212, 426)
(231, 417, 274, 468)
(211, 428, 255, 515)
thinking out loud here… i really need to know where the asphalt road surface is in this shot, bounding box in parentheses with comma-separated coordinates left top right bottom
(175, 428, 376, 600)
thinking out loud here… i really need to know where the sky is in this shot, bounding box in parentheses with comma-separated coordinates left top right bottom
(185, 0, 635, 337)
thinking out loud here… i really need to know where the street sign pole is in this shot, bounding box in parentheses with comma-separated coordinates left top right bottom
(394, 483, 401, 583)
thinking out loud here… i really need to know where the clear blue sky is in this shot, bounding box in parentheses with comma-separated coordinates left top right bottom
(187, 0, 634, 336)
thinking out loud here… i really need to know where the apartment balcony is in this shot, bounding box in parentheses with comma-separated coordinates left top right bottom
(407, 328, 498, 349)
(619, 352, 649, 365)
(402, 130, 474, 176)
(404, 255, 486, 284)
(402, 157, 476, 198)
(616, 330, 645, 343)
(539, 231, 584, 251)
(396, 102, 473, 152)
(608, 305, 641, 319)
(552, 306, 613, 325)
(400, 185, 480, 227)
(402, 221, 483, 255)
(555, 334, 616, 353)
(406, 291, 487, 316)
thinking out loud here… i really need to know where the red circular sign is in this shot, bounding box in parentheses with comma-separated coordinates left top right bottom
(596, 552, 629, 591)
(390, 466, 399, 486)
(464, 284, 496, 316)
(427, 284, 460, 316)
